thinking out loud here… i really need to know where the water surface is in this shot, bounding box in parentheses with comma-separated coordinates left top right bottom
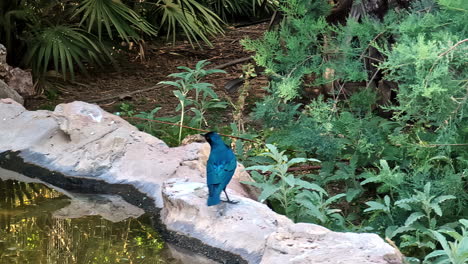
(0, 177, 214, 264)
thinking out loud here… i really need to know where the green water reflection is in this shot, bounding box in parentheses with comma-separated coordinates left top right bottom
(0, 178, 169, 264)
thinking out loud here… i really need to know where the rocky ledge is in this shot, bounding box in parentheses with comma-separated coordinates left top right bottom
(0, 99, 403, 264)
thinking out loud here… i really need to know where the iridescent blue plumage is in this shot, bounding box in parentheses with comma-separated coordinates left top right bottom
(203, 132, 237, 206)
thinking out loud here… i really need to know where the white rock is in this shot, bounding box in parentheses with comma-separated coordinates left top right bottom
(0, 100, 404, 264)
(261, 223, 403, 264)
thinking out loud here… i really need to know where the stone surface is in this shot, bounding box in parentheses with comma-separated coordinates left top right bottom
(0, 100, 254, 208)
(261, 223, 403, 264)
(161, 178, 293, 264)
(161, 179, 403, 264)
(0, 44, 6, 65)
(5, 67, 34, 97)
(0, 100, 404, 264)
(0, 43, 35, 97)
(0, 80, 24, 104)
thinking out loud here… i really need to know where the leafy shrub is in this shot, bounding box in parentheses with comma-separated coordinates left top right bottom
(24, 25, 112, 80)
(244, 144, 348, 229)
(241, 0, 468, 261)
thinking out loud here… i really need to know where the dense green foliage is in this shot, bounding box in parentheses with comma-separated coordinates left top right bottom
(121, 1, 467, 261)
(240, 0, 467, 262)
(4, 0, 466, 262)
(0, 0, 272, 80)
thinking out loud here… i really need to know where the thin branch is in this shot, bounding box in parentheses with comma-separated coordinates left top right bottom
(358, 31, 385, 60)
(212, 57, 252, 69)
(287, 165, 322, 171)
(426, 143, 468, 147)
(438, 38, 468, 57)
(123, 116, 256, 142)
(234, 19, 271, 28)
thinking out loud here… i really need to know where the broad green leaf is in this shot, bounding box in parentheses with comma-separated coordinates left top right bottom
(173, 90, 186, 101)
(459, 219, 468, 227)
(159, 81, 181, 88)
(389, 226, 414, 238)
(431, 231, 451, 253)
(405, 212, 425, 226)
(245, 165, 274, 173)
(432, 203, 443, 216)
(433, 195, 456, 205)
(424, 250, 447, 261)
(294, 179, 326, 194)
(364, 201, 388, 212)
(258, 184, 280, 202)
(326, 193, 346, 204)
(345, 188, 361, 202)
(283, 175, 296, 187)
(424, 182, 432, 194)
(287, 157, 309, 166)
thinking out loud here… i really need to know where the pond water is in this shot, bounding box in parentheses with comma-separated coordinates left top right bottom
(0, 177, 215, 264)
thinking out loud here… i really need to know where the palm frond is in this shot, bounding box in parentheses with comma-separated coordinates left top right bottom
(154, 0, 224, 47)
(24, 25, 112, 80)
(74, 0, 157, 42)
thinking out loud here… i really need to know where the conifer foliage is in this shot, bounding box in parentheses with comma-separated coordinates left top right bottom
(242, 0, 467, 262)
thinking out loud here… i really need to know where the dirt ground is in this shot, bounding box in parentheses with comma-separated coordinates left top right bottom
(26, 23, 270, 124)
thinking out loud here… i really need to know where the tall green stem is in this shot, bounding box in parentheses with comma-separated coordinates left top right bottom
(179, 100, 185, 143)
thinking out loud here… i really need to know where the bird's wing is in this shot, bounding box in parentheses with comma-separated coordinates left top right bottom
(207, 152, 236, 186)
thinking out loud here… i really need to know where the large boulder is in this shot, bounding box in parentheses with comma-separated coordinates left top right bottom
(0, 80, 24, 104)
(161, 178, 293, 263)
(0, 43, 35, 97)
(0, 100, 404, 264)
(161, 178, 403, 264)
(0, 100, 256, 207)
(261, 223, 403, 264)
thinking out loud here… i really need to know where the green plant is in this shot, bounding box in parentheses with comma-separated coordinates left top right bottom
(364, 195, 395, 226)
(75, 0, 158, 42)
(205, 0, 275, 20)
(115, 102, 136, 117)
(295, 190, 346, 228)
(159, 60, 227, 143)
(231, 63, 257, 132)
(245, 144, 322, 205)
(239, 1, 467, 262)
(150, 0, 224, 47)
(244, 144, 347, 228)
(424, 219, 468, 264)
(365, 183, 457, 258)
(0, 0, 30, 61)
(360, 160, 407, 199)
(24, 25, 112, 80)
(1, 0, 230, 80)
(134, 107, 163, 134)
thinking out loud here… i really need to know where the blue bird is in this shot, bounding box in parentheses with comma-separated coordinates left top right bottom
(203, 132, 238, 206)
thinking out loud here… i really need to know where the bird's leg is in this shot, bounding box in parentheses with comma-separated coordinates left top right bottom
(222, 190, 239, 204)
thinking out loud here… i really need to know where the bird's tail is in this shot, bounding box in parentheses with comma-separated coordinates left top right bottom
(207, 195, 221, 206)
(207, 184, 222, 206)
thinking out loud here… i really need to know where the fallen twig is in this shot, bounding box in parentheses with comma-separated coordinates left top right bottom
(123, 116, 257, 143)
(212, 57, 252, 69)
(234, 19, 271, 28)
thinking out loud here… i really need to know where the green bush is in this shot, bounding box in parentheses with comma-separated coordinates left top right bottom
(241, 0, 468, 261)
